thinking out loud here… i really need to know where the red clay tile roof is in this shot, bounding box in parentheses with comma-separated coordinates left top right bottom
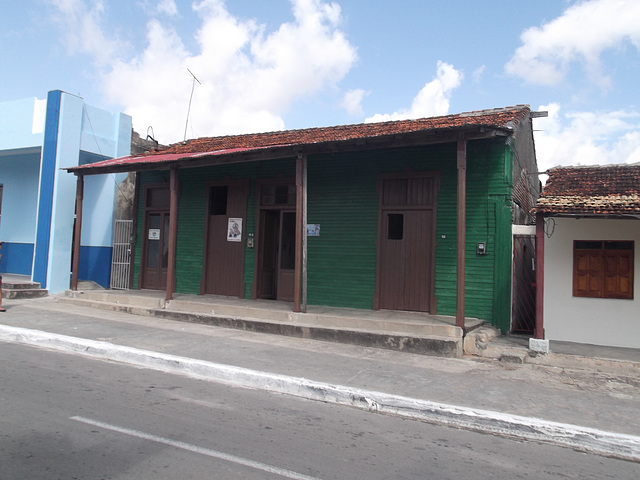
(153, 105, 531, 155)
(533, 164, 640, 216)
(68, 105, 531, 174)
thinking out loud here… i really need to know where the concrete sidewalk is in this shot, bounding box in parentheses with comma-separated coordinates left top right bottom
(1, 295, 640, 455)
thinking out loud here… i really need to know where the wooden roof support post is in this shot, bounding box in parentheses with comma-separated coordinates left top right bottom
(534, 212, 545, 339)
(165, 166, 179, 302)
(70, 174, 84, 291)
(456, 136, 467, 329)
(294, 153, 308, 313)
(302, 153, 308, 312)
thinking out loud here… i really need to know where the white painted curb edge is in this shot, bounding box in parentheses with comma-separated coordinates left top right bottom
(2, 324, 639, 462)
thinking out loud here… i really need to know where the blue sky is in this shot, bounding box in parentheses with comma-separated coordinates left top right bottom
(2, 0, 639, 173)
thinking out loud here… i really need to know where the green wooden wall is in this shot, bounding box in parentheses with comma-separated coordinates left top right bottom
(133, 138, 514, 330)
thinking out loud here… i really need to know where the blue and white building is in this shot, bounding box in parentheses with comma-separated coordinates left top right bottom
(0, 90, 131, 292)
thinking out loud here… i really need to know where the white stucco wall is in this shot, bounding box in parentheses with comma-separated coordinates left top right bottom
(543, 217, 640, 348)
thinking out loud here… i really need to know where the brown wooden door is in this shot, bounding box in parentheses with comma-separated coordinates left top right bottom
(377, 173, 438, 312)
(141, 211, 170, 290)
(258, 210, 279, 299)
(257, 209, 296, 301)
(276, 211, 296, 301)
(203, 182, 248, 297)
(379, 210, 433, 311)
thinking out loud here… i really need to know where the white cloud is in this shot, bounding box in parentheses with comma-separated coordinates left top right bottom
(533, 102, 640, 173)
(506, 0, 640, 87)
(341, 89, 367, 116)
(98, 0, 357, 142)
(365, 61, 462, 123)
(47, 0, 123, 66)
(157, 0, 178, 16)
(472, 65, 485, 83)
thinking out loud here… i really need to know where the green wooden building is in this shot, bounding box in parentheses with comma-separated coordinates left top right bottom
(67, 106, 540, 333)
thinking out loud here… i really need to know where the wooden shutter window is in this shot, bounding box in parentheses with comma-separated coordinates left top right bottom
(573, 241, 634, 299)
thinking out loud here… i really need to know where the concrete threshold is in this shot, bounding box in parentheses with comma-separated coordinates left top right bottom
(60, 290, 484, 358)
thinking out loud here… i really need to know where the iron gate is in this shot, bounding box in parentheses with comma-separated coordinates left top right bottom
(110, 220, 133, 290)
(512, 235, 536, 333)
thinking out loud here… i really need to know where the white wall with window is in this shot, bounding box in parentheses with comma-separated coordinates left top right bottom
(543, 217, 640, 348)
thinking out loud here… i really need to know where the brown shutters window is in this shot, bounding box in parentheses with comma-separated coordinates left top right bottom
(573, 241, 634, 299)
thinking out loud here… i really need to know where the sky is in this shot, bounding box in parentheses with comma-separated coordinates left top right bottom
(2, 0, 640, 174)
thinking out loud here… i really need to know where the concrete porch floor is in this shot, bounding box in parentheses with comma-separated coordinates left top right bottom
(57, 287, 484, 358)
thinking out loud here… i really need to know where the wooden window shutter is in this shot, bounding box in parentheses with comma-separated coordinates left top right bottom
(573, 241, 634, 299)
(604, 250, 634, 299)
(573, 250, 601, 297)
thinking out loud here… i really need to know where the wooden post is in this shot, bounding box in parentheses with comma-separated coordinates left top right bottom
(456, 136, 467, 329)
(165, 167, 179, 301)
(294, 153, 307, 313)
(302, 154, 308, 312)
(535, 213, 545, 339)
(70, 174, 84, 291)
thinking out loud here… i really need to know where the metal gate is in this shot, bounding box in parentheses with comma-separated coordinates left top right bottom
(512, 235, 536, 333)
(110, 220, 133, 290)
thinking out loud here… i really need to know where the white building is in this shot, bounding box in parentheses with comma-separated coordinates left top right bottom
(533, 164, 640, 349)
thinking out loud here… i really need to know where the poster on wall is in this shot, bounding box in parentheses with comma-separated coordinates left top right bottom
(227, 218, 243, 242)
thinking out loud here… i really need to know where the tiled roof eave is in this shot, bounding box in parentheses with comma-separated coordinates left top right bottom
(66, 122, 514, 175)
(533, 211, 640, 220)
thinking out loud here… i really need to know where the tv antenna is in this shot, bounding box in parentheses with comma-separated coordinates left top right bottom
(184, 68, 202, 141)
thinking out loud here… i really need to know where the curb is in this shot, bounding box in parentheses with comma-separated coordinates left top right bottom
(1, 324, 640, 463)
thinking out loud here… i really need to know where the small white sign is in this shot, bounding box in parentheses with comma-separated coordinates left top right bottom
(148, 228, 161, 240)
(227, 218, 243, 242)
(307, 224, 320, 237)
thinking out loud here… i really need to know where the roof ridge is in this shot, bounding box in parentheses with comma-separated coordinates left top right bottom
(154, 105, 532, 152)
(458, 105, 530, 117)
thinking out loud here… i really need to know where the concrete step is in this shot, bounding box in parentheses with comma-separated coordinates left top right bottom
(3, 281, 43, 290)
(60, 291, 466, 357)
(2, 286, 49, 299)
(64, 290, 475, 338)
(165, 298, 466, 338)
(65, 290, 163, 309)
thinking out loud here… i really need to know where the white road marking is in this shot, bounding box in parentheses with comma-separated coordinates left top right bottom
(70, 416, 322, 480)
(2, 325, 638, 462)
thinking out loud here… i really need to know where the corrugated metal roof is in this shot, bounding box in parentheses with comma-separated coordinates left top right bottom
(533, 164, 640, 216)
(67, 105, 531, 175)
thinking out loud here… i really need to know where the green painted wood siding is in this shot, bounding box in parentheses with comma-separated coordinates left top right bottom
(306, 140, 512, 328)
(132, 138, 514, 328)
(132, 159, 296, 296)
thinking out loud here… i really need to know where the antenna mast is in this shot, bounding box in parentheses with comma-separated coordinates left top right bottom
(184, 68, 202, 141)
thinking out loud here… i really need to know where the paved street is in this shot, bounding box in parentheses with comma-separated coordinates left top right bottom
(2, 342, 639, 479)
(1, 297, 640, 478)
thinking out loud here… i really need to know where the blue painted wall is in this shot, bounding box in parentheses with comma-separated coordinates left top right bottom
(0, 152, 40, 243)
(1, 90, 131, 292)
(0, 243, 34, 275)
(32, 90, 61, 289)
(79, 245, 113, 288)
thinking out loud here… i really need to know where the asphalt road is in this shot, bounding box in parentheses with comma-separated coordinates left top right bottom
(1, 342, 638, 479)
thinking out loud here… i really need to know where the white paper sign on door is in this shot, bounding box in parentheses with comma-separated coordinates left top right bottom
(227, 218, 242, 242)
